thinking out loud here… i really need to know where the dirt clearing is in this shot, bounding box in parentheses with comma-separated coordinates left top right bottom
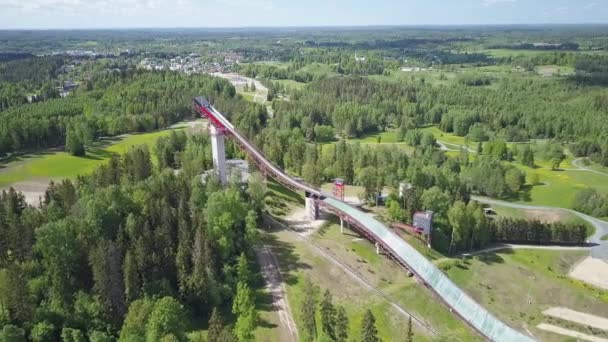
(543, 307, 608, 331)
(1, 180, 48, 206)
(537, 323, 608, 342)
(284, 207, 327, 236)
(569, 257, 608, 290)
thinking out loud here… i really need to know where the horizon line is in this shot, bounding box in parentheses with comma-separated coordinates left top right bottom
(2, 22, 608, 31)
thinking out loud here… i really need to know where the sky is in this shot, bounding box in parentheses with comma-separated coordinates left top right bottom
(0, 0, 607, 29)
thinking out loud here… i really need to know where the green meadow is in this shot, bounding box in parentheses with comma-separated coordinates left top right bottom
(0, 129, 180, 187)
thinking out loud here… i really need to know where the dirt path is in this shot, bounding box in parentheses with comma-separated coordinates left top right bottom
(543, 307, 608, 331)
(255, 246, 298, 342)
(537, 323, 608, 342)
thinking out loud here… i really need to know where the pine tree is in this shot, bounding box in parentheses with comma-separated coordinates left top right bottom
(123, 249, 141, 303)
(232, 282, 257, 342)
(406, 316, 414, 342)
(176, 197, 192, 296)
(65, 125, 85, 156)
(207, 307, 224, 342)
(335, 306, 349, 342)
(236, 253, 251, 285)
(300, 276, 318, 342)
(320, 290, 336, 340)
(361, 309, 379, 342)
(521, 145, 535, 167)
(90, 240, 126, 325)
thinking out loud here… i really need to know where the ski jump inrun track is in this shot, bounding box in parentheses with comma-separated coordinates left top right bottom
(193, 96, 535, 342)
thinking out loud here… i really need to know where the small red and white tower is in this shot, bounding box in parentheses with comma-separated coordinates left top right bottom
(333, 178, 345, 201)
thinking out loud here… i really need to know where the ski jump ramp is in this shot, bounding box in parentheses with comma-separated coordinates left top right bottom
(194, 97, 535, 342)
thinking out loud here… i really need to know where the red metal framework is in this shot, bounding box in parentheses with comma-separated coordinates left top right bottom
(333, 178, 345, 201)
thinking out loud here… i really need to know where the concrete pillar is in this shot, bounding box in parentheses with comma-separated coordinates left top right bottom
(210, 125, 227, 185)
(305, 197, 319, 220)
(340, 217, 344, 234)
(375, 242, 380, 255)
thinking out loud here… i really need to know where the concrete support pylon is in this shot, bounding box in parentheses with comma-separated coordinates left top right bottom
(210, 125, 227, 185)
(305, 197, 319, 220)
(340, 217, 344, 234)
(375, 242, 380, 255)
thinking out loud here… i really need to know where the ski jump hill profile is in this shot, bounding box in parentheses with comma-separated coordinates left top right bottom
(194, 96, 535, 342)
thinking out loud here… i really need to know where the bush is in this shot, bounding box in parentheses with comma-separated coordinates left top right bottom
(573, 189, 608, 218)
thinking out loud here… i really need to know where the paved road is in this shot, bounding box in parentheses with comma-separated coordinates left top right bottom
(571, 158, 608, 177)
(472, 196, 608, 260)
(255, 246, 299, 342)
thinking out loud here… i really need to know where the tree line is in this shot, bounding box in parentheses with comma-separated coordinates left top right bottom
(490, 218, 587, 245)
(0, 70, 238, 157)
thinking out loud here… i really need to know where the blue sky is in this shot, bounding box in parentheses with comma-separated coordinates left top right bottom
(0, 0, 606, 29)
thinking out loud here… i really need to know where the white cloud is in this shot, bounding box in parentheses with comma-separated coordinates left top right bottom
(0, 0, 192, 14)
(584, 2, 598, 10)
(215, 0, 276, 11)
(482, 0, 517, 7)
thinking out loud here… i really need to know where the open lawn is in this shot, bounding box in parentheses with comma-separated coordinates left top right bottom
(320, 130, 416, 156)
(440, 249, 608, 341)
(483, 49, 573, 58)
(274, 79, 307, 90)
(421, 126, 607, 210)
(421, 126, 471, 148)
(309, 221, 482, 340)
(0, 129, 182, 188)
(515, 164, 608, 209)
(369, 70, 455, 86)
(298, 62, 337, 78)
(262, 221, 478, 341)
(239, 92, 255, 102)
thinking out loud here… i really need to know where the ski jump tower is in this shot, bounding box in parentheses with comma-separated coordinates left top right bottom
(210, 124, 228, 185)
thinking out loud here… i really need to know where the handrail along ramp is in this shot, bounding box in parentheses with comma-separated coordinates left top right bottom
(193, 97, 535, 342)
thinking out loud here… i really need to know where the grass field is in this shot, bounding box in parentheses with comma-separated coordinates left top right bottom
(0, 129, 181, 188)
(239, 92, 255, 102)
(274, 79, 307, 90)
(421, 126, 471, 147)
(515, 164, 608, 209)
(369, 69, 457, 86)
(320, 130, 416, 156)
(264, 222, 479, 341)
(310, 222, 483, 340)
(262, 180, 477, 340)
(420, 125, 608, 210)
(440, 249, 608, 341)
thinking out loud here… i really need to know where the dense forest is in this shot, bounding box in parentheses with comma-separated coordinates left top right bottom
(0, 132, 267, 340)
(0, 70, 238, 156)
